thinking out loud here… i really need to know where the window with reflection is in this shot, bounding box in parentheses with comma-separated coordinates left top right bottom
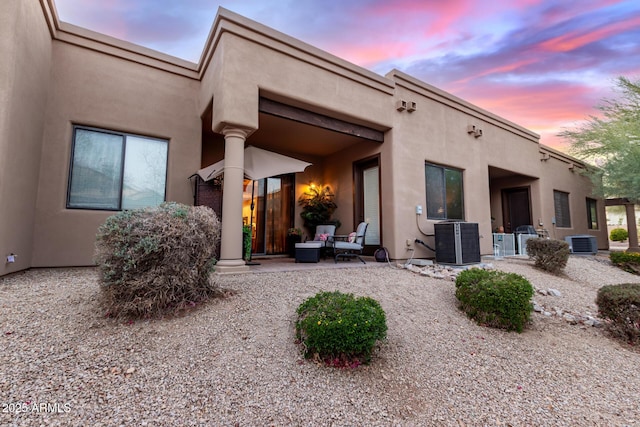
(425, 163, 464, 220)
(553, 190, 571, 228)
(586, 198, 598, 229)
(67, 126, 167, 210)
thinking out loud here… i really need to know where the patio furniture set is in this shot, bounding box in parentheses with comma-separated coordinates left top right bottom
(295, 222, 368, 263)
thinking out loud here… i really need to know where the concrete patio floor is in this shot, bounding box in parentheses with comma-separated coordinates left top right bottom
(238, 255, 388, 273)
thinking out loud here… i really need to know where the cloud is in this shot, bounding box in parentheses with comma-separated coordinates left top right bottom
(53, 0, 640, 150)
(55, 0, 218, 60)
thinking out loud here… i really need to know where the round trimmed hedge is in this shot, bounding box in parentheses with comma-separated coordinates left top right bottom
(455, 269, 534, 332)
(610, 228, 629, 242)
(295, 291, 387, 366)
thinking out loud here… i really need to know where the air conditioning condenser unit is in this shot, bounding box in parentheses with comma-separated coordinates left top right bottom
(435, 221, 481, 265)
(564, 235, 597, 255)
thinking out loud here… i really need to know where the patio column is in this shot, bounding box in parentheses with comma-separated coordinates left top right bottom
(216, 127, 250, 273)
(626, 203, 639, 253)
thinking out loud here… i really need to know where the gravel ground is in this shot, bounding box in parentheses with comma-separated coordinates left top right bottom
(1, 256, 639, 426)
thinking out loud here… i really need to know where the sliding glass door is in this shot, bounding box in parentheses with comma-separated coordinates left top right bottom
(242, 175, 294, 255)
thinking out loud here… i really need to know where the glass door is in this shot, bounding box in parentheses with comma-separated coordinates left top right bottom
(354, 157, 381, 254)
(242, 175, 294, 255)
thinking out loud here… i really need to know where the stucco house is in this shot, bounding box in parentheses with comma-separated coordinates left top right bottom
(0, 1, 608, 275)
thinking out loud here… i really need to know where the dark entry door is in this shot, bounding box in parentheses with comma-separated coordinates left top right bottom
(502, 187, 532, 233)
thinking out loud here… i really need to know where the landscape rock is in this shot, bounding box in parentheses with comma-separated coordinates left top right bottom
(0, 256, 638, 425)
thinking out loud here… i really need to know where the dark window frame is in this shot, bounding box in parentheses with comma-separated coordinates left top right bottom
(586, 198, 598, 230)
(425, 162, 464, 220)
(67, 125, 168, 211)
(553, 190, 572, 228)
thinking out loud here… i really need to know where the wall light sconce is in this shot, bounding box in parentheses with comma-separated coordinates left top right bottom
(407, 101, 417, 112)
(540, 152, 550, 161)
(467, 125, 482, 138)
(396, 100, 407, 111)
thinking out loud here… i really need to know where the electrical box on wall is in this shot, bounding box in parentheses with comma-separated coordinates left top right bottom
(416, 205, 423, 215)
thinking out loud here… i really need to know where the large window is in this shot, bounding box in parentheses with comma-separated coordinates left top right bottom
(67, 127, 168, 210)
(425, 163, 464, 220)
(553, 190, 571, 228)
(586, 198, 598, 229)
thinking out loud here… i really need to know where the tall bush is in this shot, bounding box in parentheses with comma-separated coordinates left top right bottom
(526, 238, 570, 274)
(95, 202, 221, 319)
(455, 269, 534, 332)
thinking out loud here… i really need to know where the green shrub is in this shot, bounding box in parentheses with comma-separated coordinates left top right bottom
(610, 251, 640, 275)
(596, 283, 640, 344)
(242, 225, 252, 261)
(295, 291, 387, 366)
(455, 269, 534, 332)
(95, 202, 222, 319)
(610, 228, 629, 242)
(525, 238, 570, 274)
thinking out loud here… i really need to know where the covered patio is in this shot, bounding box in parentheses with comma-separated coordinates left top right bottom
(198, 96, 389, 273)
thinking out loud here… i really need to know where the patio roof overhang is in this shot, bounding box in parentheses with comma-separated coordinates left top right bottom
(201, 96, 387, 159)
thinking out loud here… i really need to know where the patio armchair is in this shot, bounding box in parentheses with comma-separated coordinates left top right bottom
(312, 224, 336, 256)
(333, 222, 368, 263)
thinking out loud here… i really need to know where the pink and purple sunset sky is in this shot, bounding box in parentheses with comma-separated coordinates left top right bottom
(54, 0, 640, 151)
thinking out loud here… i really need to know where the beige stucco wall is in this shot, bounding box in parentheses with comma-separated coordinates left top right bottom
(382, 71, 608, 258)
(195, 13, 609, 260)
(199, 11, 395, 135)
(537, 154, 608, 248)
(324, 143, 388, 234)
(385, 72, 543, 258)
(0, 0, 52, 275)
(31, 41, 201, 267)
(1, 3, 609, 273)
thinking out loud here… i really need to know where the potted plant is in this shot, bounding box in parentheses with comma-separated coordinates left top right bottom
(298, 185, 340, 234)
(287, 227, 303, 257)
(242, 224, 252, 261)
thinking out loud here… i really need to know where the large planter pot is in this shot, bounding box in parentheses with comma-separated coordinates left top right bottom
(287, 235, 302, 257)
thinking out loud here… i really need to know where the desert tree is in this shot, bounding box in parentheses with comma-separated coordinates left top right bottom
(560, 76, 640, 252)
(559, 76, 640, 203)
